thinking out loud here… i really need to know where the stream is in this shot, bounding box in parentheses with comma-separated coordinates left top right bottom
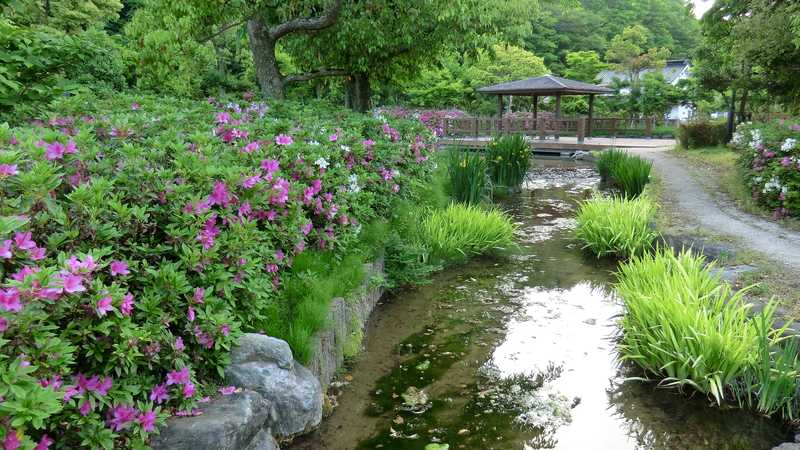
(291, 159, 789, 450)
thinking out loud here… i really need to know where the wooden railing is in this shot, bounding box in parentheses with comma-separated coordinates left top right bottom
(439, 116, 673, 139)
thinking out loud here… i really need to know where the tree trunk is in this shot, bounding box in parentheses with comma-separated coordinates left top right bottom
(345, 73, 371, 112)
(726, 88, 737, 142)
(246, 19, 284, 100)
(737, 90, 748, 124)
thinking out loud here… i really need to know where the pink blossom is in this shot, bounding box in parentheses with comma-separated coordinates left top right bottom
(131, 102, 140, 110)
(220, 323, 231, 337)
(275, 134, 293, 146)
(0, 288, 22, 312)
(0, 164, 18, 178)
(13, 232, 36, 250)
(301, 222, 313, 236)
(150, 384, 169, 404)
(0, 317, 7, 333)
(193, 287, 205, 304)
(45, 142, 66, 160)
(216, 112, 231, 124)
(209, 181, 232, 207)
(79, 399, 92, 416)
(174, 336, 185, 351)
(261, 159, 280, 174)
(34, 435, 53, 450)
(96, 297, 113, 316)
(270, 178, 290, 205)
(3, 429, 21, 450)
(219, 386, 237, 395)
(138, 410, 157, 432)
(182, 382, 196, 398)
(66, 255, 97, 273)
(275, 249, 285, 261)
(166, 367, 190, 385)
(120, 293, 134, 316)
(8, 135, 18, 146)
(110, 260, 130, 276)
(28, 247, 45, 260)
(362, 139, 375, 148)
(65, 140, 77, 154)
(62, 386, 80, 402)
(266, 263, 278, 273)
(329, 133, 338, 142)
(0, 240, 12, 259)
(187, 306, 196, 322)
(241, 174, 261, 189)
(61, 274, 85, 294)
(95, 376, 113, 396)
(108, 405, 139, 431)
(242, 141, 260, 153)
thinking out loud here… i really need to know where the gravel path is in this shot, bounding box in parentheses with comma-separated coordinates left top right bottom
(629, 146, 800, 272)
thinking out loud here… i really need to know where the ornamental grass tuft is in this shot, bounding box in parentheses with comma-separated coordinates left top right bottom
(596, 149, 652, 198)
(487, 134, 531, 192)
(421, 203, 516, 262)
(446, 150, 489, 204)
(574, 195, 658, 259)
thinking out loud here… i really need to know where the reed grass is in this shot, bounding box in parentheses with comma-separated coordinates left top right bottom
(446, 150, 488, 204)
(421, 203, 516, 262)
(596, 149, 652, 198)
(487, 134, 531, 192)
(575, 195, 658, 258)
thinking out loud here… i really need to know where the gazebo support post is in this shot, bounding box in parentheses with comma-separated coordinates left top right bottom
(587, 94, 595, 138)
(498, 95, 504, 134)
(554, 94, 562, 140)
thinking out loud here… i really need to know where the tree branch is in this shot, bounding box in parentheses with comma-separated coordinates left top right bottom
(284, 68, 349, 84)
(199, 19, 248, 43)
(269, 0, 344, 40)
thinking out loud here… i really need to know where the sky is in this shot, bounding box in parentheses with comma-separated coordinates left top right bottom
(692, 0, 714, 18)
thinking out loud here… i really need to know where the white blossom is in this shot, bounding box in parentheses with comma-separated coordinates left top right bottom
(314, 157, 329, 169)
(348, 174, 360, 193)
(781, 138, 796, 152)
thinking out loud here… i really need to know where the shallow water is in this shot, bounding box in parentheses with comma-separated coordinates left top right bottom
(291, 159, 789, 450)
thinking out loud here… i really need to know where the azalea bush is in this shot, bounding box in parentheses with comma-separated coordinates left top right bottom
(0, 92, 436, 448)
(731, 120, 800, 218)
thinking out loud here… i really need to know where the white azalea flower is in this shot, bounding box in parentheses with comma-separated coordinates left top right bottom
(314, 157, 329, 169)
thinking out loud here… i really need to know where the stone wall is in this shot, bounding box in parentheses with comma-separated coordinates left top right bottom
(150, 258, 386, 449)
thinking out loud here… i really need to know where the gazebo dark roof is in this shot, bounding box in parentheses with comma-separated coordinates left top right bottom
(477, 75, 613, 96)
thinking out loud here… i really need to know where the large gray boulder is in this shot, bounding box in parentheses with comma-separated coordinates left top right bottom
(150, 390, 272, 450)
(245, 429, 280, 450)
(772, 444, 800, 450)
(227, 333, 323, 439)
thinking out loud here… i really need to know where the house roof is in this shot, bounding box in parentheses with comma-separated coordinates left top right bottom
(477, 75, 614, 96)
(598, 59, 691, 86)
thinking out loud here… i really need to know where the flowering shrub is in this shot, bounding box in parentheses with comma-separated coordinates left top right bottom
(731, 120, 800, 218)
(0, 92, 435, 448)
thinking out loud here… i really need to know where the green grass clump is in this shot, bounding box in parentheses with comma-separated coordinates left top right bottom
(596, 149, 652, 198)
(616, 249, 760, 404)
(421, 203, 516, 262)
(575, 195, 658, 258)
(487, 134, 531, 192)
(447, 150, 488, 204)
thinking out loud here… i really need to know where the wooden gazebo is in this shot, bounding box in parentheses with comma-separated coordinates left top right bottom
(477, 75, 613, 137)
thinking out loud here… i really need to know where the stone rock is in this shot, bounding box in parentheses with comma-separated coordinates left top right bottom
(231, 333, 294, 370)
(227, 358, 323, 439)
(245, 429, 280, 450)
(660, 234, 736, 262)
(772, 443, 800, 450)
(150, 390, 270, 450)
(710, 264, 758, 284)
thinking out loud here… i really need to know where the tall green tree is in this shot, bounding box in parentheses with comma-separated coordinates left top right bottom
(3, 0, 123, 32)
(605, 25, 670, 87)
(563, 50, 606, 82)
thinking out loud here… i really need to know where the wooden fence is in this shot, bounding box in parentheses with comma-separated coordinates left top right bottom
(439, 116, 676, 139)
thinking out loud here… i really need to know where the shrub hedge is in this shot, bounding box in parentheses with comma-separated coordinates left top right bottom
(677, 120, 728, 149)
(731, 120, 800, 218)
(0, 92, 437, 448)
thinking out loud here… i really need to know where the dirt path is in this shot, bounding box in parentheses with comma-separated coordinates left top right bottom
(629, 146, 800, 272)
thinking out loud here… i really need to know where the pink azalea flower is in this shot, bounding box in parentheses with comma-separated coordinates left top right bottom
(120, 293, 134, 316)
(0, 288, 22, 312)
(187, 306, 196, 322)
(193, 287, 205, 304)
(275, 249, 285, 261)
(219, 386, 237, 396)
(0, 317, 7, 333)
(34, 435, 53, 450)
(174, 336, 185, 352)
(182, 382, 196, 398)
(0, 164, 18, 178)
(241, 174, 261, 189)
(62, 386, 80, 402)
(0, 240, 12, 259)
(166, 367, 190, 385)
(260, 159, 280, 174)
(220, 324, 231, 337)
(150, 384, 169, 404)
(96, 297, 113, 317)
(301, 222, 313, 236)
(209, 181, 232, 207)
(13, 232, 36, 250)
(3, 429, 21, 450)
(266, 263, 278, 273)
(45, 142, 66, 160)
(79, 399, 92, 416)
(65, 140, 77, 154)
(275, 134, 293, 146)
(108, 405, 139, 432)
(95, 377, 113, 396)
(110, 260, 129, 276)
(216, 112, 231, 124)
(28, 247, 45, 261)
(138, 410, 157, 432)
(242, 141, 260, 153)
(362, 139, 375, 148)
(131, 102, 140, 110)
(61, 274, 85, 294)
(8, 135, 18, 146)
(328, 133, 338, 142)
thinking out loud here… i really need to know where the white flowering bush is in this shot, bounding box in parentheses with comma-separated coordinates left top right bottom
(731, 120, 800, 218)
